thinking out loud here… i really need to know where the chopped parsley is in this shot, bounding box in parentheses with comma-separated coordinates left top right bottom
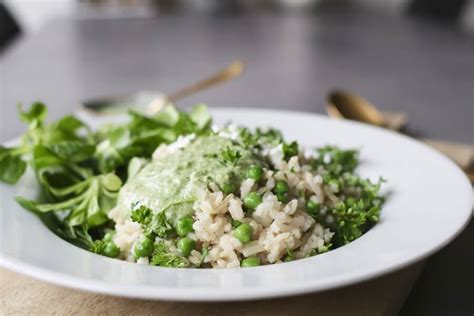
(220, 146, 241, 166)
(150, 241, 189, 268)
(282, 141, 299, 160)
(132, 206, 174, 239)
(130, 205, 152, 225)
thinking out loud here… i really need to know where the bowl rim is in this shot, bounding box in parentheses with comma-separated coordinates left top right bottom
(1, 107, 472, 301)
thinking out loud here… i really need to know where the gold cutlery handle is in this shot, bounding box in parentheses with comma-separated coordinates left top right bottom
(167, 61, 244, 102)
(148, 61, 244, 114)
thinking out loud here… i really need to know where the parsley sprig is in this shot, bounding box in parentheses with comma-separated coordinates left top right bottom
(220, 146, 241, 166)
(131, 206, 174, 238)
(150, 241, 189, 268)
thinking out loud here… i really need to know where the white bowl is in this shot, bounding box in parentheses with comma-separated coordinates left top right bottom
(0, 108, 472, 301)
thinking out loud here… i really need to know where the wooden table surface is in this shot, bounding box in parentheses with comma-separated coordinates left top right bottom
(0, 3, 472, 315)
(1, 263, 422, 316)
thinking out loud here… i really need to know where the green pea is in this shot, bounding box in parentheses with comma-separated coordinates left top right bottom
(247, 165, 263, 181)
(222, 183, 236, 194)
(103, 231, 114, 242)
(274, 180, 289, 194)
(276, 192, 288, 203)
(102, 173, 122, 191)
(244, 192, 262, 210)
(241, 257, 261, 267)
(233, 223, 253, 244)
(176, 217, 194, 237)
(134, 238, 154, 258)
(103, 242, 120, 258)
(306, 199, 320, 213)
(177, 237, 195, 256)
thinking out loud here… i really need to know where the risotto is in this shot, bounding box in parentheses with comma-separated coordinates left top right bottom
(107, 125, 383, 268)
(7, 103, 384, 268)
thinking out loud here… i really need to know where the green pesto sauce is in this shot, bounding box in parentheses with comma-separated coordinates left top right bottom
(117, 135, 262, 224)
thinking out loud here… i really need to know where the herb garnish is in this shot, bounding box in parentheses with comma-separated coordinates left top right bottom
(220, 146, 241, 166)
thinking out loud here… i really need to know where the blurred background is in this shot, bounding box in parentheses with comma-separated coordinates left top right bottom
(1, 0, 473, 143)
(0, 0, 473, 315)
(2, 0, 474, 37)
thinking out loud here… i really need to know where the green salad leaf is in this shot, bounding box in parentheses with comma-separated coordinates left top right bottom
(16, 173, 122, 227)
(189, 103, 212, 130)
(18, 102, 47, 124)
(1, 102, 213, 255)
(94, 104, 211, 173)
(0, 146, 27, 184)
(95, 126, 142, 173)
(16, 196, 94, 249)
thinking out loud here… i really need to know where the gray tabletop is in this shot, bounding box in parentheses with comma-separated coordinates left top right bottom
(0, 5, 473, 315)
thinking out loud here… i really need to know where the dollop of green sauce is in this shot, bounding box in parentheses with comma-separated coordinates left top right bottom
(117, 135, 262, 224)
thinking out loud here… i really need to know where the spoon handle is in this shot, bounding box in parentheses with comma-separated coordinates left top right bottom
(381, 111, 407, 131)
(168, 61, 244, 103)
(380, 112, 473, 174)
(147, 61, 244, 114)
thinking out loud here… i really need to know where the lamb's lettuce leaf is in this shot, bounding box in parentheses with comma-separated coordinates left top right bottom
(0, 147, 27, 184)
(2, 102, 212, 250)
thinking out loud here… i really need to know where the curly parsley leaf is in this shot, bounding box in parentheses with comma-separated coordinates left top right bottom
(149, 211, 174, 238)
(239, 127, 283, 148)
(312, 146, 359, 177)
(308, 243, 332, 257)
(150, 241, 189, 268)
(220, 146, 241, 166)
(284, 248, 295, 262)
(130, 205, 153, 226)
(131, 206, 174, 238)
(90, 239, 107, 254)
(282, 141, 299, 160)
(316, 177, 384, 247)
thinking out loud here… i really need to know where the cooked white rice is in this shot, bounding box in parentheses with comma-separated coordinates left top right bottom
(112, 135, 336, 268)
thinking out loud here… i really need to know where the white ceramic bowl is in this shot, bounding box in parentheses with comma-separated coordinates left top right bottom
(0, 108, 472, 301)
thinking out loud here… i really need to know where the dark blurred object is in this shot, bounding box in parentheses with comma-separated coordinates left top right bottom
(401, 217, 474, 315)
(148, 0, 181, 13)
(408, 0, 469, 21)
(0, 2, 21, 52)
